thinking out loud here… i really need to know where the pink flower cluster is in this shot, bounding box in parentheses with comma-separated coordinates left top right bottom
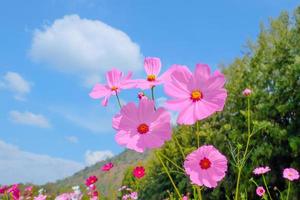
(253, 166, 299, 197)
(89, 57, 229, 190)
(85, 176, 99, 199)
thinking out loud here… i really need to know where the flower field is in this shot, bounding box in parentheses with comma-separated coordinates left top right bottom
(1, 5, 300, 200)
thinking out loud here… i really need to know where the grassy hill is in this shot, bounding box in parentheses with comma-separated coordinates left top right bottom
(42, 149, 150, 198)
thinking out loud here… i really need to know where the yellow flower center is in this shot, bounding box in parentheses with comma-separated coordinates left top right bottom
(191, 90, 203, 101)
(111, 86, 118, 91)
(147, 74, 156, 82)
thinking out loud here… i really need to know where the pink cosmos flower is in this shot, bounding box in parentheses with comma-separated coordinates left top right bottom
(184, 145, 228, 188)
(256, 186, 265, 197)
(253, 166, 271, 175)
(113, 99, 172, 153)
(85, 176, 98, 187)
(0, 185, 8, 194)
(7, 184, 20, 200)
(182, 196, 188, 200)
(164, 63, 227, 125)
(89, 69, 135, 106)
(133, 166, 145, 179)
(101, 162, 114, 172)
(243, 88, 252, 96)
(34, 194, 47, 200)
(283, 168, 299, 181)
(130, 192, 138, 200)
(136, 57, 164, 90)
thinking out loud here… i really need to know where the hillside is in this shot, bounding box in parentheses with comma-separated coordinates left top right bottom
(42, 149, 150, 198)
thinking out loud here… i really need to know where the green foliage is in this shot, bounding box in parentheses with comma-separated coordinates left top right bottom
(123, 7, 300, 200)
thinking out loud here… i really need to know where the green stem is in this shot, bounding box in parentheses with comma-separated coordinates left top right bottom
(155, 151, 182, 199)
(173, 135, 185, 159)
(151, 86, 156, 110)
(286, 181, 290, 200)
(197, 187, 202, 200)
(196, 121, 200, 148)
(193, 186, 198, 199)
(115, 92, 122, 108)
(159, 152, 185, 172)
(262, 175, 273, 200)
(235, 96, 252, 200)
(234, 167, 242, 200)
(249, 178, 259, 187)
(151, 86, 155, 100)
(242, 97, 251, 164)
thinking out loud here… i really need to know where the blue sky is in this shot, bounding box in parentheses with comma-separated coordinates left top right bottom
(0, 0, 299, 184)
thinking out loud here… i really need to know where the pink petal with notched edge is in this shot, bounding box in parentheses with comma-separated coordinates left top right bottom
(89, 84, 110, 99)
(195, 63, 211, 80)
(144, 57, 161, 76)
(160, 64, 191, 83)
(106, 68, 122, 88)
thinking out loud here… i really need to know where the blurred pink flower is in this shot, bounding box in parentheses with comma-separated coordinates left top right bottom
(136, 57, 164, 89)
(0, 185, 8, 194)
(182, 196, 188, 200)
(184, 145, 228, 188)
(133, 166, 145, 179)
(283, 168, 299, 181)
(130, 192, 138, 200)
(85, 176, 98, 187)
(88, 184, 96, 191)
(242, 88, 252, 96)
(34, 194, 47, 200)
(122, 194, 130, 200)
(164, 63, 227, 125)
(92, 191, 99, 198)
(101, 162, 114, 172)
(256, 186, 265, 197)
(113, 99, 172, 152)
(89, 69, 135, 106)
(253, 166, 271, 175)
(7, 184, 20, 200)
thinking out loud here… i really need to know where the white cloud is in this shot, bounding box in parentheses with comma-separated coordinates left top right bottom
(65, 136, 79, 144)
(29, 14, 143, 86)
(85, 150, 114, 166)
(0, 139, 84, 185)
(9, 110, 51, 128)
(0, 72, 31, 100)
